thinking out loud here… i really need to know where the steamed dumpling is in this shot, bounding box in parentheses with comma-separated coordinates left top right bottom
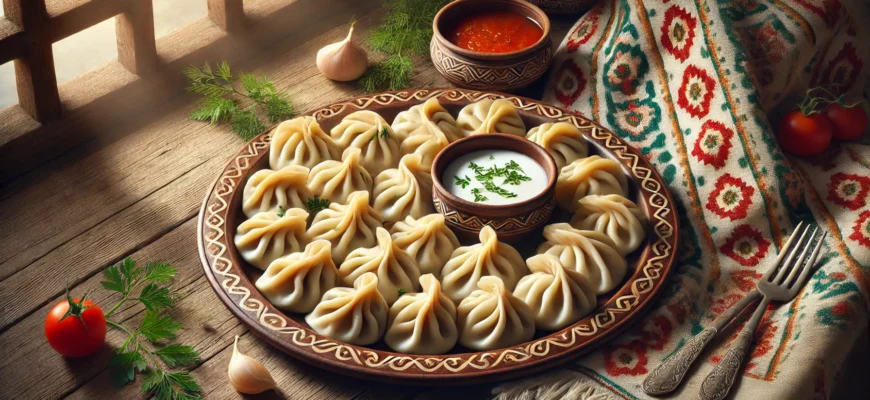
(305, 272, 388, 345)
(456, 99, 526, 137)
(235, 209, 308, 270)
(390, 214, 460, 276)
(392, 97, 463, 143)
(307, 147, 373, 205)
(330, 110, 400, 176)
(571, 195, 646, 256)
(457, 276, 535, 350)
(339, 228, 421, 305)
(399, 125, 450, 170)
(270, 116, 340, 170)
(526, 122, 589, 169)
(372, 154, 435, 223)
(555, 155, 628, 211)
(255, 240, 339, 313)
(306, 191, 383, 263)
(243, 165, 312, 218)
(384, 274, 458, 354)
(514, 254, 597, 330)
(441, 226, 528, 303)
(537, 223, 626, 294)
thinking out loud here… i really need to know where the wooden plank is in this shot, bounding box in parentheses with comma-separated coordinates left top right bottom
(3, 0, 62, 121)
(0, 16, 26, 64)
(208, 0, 245, 32)
(116, 0, 158, 76)
(47, 0, 129, 42)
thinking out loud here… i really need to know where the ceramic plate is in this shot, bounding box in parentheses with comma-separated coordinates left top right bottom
(198, 88, 679, 385)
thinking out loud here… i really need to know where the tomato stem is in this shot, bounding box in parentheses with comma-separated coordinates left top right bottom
(59, 286, 92, 331)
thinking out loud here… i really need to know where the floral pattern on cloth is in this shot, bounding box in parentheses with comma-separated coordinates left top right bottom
(500, 0, 870, 398)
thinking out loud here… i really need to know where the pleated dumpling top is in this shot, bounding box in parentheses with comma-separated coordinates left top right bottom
(305, 272, 388, 345)
(384, 274, 458, 354)
(457, 276, 535, 351)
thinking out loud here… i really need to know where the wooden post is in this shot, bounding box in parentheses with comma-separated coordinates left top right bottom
(3, 0, 61, 121)
(208, 0, 245, 33)
(116, 0, 158, 76)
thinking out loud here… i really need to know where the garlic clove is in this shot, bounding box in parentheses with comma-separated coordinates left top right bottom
(317, 23, 369, 82)
(228, 335, 277, 394)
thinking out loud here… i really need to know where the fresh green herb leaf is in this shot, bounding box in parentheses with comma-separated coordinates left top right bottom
(153, 344, 201, 368)
(139, 311, 182, 342)
(137, 283, 175, 311)
(306, 196, 330, 214)
(144, 262, 177, 282)
(455, 175, 471, 189)
(398, 288, 407, 297)
(186, 62, 296, 141)
(109, 351, 147, 387)
(471, 188, 489, 202)
(143, 369, 203, 400)
(483, 180, 517, 198)
(489, 155, 495, 160)
(505, 160, 523, 171)
(503, 170, 532, 186)
(359, 54, 414, 92)
(101, 265, 126, 294)
(277, 206, 287, 218)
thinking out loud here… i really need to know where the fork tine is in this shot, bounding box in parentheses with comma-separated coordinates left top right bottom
(768, 223, 809, 282)
(784, 228, 820, 286)
(761, 221, 804, 281)
(790, 231, 828, 290)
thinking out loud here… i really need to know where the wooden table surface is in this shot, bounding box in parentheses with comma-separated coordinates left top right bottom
(0, 4, 574, 399)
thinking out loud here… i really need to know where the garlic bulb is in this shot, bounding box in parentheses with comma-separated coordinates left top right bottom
(228, 336, 276, 394)
(317, 23, 368, 81)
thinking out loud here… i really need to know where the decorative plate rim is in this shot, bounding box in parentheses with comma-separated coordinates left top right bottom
(197, 88, 679, 384)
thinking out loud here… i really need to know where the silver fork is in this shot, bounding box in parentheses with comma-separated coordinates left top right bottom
(642, 222, 809, 395)
(699, 224, 827, 400)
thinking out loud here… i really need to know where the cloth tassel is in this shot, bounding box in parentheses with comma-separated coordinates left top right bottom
(492, 370, 615, 400)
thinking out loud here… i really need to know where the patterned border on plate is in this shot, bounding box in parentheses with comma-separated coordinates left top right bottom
(199, 88, 677, 379)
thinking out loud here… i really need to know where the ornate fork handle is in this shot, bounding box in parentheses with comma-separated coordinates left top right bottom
(700, 297, 772, 400)
(643, 291, 761, 395)
(643, 327, 718, 394)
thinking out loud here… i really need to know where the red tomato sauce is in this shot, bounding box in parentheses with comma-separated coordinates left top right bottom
(447, 11, 543, 54)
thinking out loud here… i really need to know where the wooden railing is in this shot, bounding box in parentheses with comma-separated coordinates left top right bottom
(0, 0, 364, 181)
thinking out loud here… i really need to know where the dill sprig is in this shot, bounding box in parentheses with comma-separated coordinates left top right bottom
(185, 61, 296, 141)
(455, 175, 471, 189)
(360, 0, 449, 92)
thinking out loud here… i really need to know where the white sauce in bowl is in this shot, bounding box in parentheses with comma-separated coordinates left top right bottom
(442, 149, 548, 205)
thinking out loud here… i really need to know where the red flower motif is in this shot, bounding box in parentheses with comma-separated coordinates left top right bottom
(721, 225, 771, 267)
(692, 120, 734, 169)
(826, 172, 870, 210)
(604, 340, 648, 376)
(553, 59, 587, 108)
(850, 210, 870, 248)
(566, 7, 600, 52)
(677, 65, 716, 118)
(711, 293, 743, 315)
(706, 174, 755, 220)
(640, 315, 673, 351)
(794, 0, 842, 28)
(660, 6, 697, 62)
(731, 269, 763, 292)
(818, 42, 863, 93)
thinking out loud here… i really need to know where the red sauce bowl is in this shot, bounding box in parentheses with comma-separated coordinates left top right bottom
(431, 0, 552, 90)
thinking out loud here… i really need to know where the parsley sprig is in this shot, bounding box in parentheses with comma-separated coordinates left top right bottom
(185, 61, 296, 141)
(471, 188, 489, 202)
(101, 258, 202, 400)
(307, 196, 330, 214)
(455, 175, 471, 189)
(369, 127, 390, 142)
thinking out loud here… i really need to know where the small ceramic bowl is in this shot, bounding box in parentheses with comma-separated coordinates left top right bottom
(430, 0, 553, 91)
(431, 133, 557, 243)
(527, 0, 598, 14)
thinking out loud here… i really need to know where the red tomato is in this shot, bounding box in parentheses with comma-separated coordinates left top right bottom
(823, 102, 867, 141)
(777, 111, 832, 156)
(45, 295, 106, 357)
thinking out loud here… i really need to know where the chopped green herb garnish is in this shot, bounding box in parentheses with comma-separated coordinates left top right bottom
(276, 206, 287, 218)
(398, 288, 407, 296)
(306, 196, 330, 214)
(489, 155, 495, 160)
(505, 160, 523, 172)
(471, 188, 489, 202)
(370, 127, 390, 142)
(483, 180, 517, 198)
(455, 175, 471, 189)
(503, 170, 532, 185)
